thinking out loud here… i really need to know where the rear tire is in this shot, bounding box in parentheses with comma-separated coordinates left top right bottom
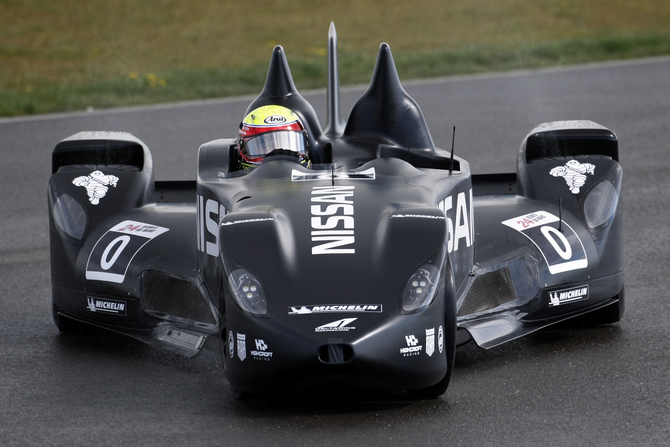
(52, 302, 87, 334)
(585, 287, 625, 325)
(563, 287, 625, 327)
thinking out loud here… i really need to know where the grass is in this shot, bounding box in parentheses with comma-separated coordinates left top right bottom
(2, 0, 670, 117)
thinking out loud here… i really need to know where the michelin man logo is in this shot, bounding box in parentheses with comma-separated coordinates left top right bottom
(72, 170, 119, 205)
(549, 160, 595, 194)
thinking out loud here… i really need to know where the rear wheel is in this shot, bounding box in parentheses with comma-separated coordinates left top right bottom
(52, 302, 87, 334)
(585, 287, 625, 325)
(562, 287, 625, 327)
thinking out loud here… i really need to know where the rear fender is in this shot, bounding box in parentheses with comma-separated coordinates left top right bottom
(517, 121, 621, 218)
(48, 132, 155, 246)
(515, 121, 623, 270)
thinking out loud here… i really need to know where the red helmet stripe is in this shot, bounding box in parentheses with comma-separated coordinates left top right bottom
(240, 122, 303, 138)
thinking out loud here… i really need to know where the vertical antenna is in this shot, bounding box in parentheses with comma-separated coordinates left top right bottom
(324, 22, 344, 137)
(449, 126, 456, 174)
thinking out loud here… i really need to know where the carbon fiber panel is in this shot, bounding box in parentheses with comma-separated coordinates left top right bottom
(458, 267, 516, 317)
(141, 271, 215, 324)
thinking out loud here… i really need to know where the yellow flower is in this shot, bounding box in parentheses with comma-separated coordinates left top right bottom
(129, 72, 139, 79)
(305, 47, 327, 57)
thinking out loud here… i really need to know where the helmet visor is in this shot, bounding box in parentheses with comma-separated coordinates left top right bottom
(243, 131, 307, 158)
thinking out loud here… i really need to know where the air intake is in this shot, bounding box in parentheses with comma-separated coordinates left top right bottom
(141, 271, 216, 325)
(458, 267, 517, 317)
(318, 340, 354, 364)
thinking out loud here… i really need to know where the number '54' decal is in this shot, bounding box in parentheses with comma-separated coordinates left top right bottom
(86, 220, 169, 283)
(502, 211, 587, 275)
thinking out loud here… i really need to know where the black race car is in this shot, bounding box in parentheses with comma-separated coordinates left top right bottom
(48, 24, 623, 398)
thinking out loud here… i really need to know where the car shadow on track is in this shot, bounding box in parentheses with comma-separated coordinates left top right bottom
(47, 319, 624, 416)
(453, 321, 626, 371)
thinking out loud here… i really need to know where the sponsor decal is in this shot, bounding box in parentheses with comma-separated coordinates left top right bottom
(311, 186, 355, 255)
(197, 196, 228, 257)
(292, 167, 376, 182)
(400, 334, 423, 356)
(315, 318, 357, 333)
(530, 121, 608, 134)
(437, 189, 474, 254)
(72, 170, 119, 205)
(438, 326, 444, 354)
(425, 328, 435, 357)
(289, 304, 382, 315)
(221, 218, 274, 226)
(550, 160, 596, 194)
(548, 285, 589, 307)
(228, 331, 235, 358)
(85, 221, 169, 283)
(391, 214, 445, 220)
(503, 211, 550, 231)
(113, 222, 168, 236)
(64, 131, 138, 142)
(250, 338, 273, 361)
(86, 296, 127, 315)
(502, 211, 588, 275)
(237, 333, 247, 361)
(264, 115, 287, 124)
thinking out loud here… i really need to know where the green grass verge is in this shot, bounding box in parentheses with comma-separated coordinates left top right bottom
(3, 31, 670, 118)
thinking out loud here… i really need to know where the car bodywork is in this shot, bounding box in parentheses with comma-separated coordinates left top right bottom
(48, 24, 623, 397)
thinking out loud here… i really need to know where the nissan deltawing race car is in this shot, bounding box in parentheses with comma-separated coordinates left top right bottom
(48, 24, 623, 398)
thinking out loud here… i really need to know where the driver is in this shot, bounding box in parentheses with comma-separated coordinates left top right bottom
(237, 105, 310, 170)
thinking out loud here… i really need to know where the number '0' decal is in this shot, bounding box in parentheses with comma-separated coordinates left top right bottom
(540, 226, 572, 260)
(86, 221, 169, 283)
(99, 235, 131, 270)
(502, 211, 587, 274)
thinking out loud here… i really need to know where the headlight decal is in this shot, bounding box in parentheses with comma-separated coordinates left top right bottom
(582, 179, 619, 230)
(401, 246, 446, 313)
(228, 268, 268, 316)
(51, 190, 88, 241)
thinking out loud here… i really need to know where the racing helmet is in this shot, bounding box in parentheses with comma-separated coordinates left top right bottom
(237, 105, 309, 169)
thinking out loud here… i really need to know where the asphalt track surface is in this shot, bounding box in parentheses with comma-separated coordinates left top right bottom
(2, 57, 669, 446)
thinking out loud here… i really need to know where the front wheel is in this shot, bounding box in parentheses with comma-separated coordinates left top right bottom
(219, 328, 251, 400)
(406, 321, 456, 398)
(407, 271, 457, 399)
(406, 365, 452, 399)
